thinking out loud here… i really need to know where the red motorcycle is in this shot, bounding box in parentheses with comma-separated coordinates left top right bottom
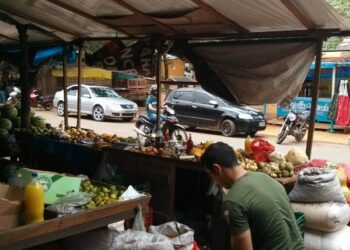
(30, 90, 54, 111)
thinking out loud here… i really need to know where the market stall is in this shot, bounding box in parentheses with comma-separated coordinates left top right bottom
(0, 195, 151, 250)
(0, 1, 350, 249)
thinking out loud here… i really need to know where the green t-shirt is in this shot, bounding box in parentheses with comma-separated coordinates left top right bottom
(223, 171, 304, 250)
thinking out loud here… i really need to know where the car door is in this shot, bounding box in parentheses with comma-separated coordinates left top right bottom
(172, 90, 195, 125)
(80, 87, 94, 114)
(67, 86, 78, 112)
(194, 91, 224, 128)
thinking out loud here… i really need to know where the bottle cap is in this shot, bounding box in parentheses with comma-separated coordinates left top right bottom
(31, 172, 38, 177)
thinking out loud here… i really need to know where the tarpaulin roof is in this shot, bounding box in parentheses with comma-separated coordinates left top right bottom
(0, 0, 350, 45)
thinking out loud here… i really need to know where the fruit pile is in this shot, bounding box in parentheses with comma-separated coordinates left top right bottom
(80, 180, 123, 209)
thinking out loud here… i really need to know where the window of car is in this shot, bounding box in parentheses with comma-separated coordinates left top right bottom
(67, 86, 78, 96)
(195, 92, 213, 105)
(90, 87, 120, 98)
(80, 87, 90, 97)
(176, 91, 194, 102)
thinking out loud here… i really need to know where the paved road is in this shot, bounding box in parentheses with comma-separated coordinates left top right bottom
(35, 109, 350, 164)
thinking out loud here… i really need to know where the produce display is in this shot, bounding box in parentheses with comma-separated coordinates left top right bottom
(80, 180, 124, 209)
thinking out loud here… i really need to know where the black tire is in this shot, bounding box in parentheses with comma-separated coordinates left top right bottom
(122, 117, 134, 122)
(276, 126, 288, 144)
(170, 127, 188, 143)
(92, 105, 105, 121)
(221, 119, 236, 137)
(57, 101, 65, 116)
(44, 101, 53, 111)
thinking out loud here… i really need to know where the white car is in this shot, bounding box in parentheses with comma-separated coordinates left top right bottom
(53, 85, 138, 121)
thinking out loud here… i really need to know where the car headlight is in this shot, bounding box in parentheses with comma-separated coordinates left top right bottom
(238, 113, 253, 120)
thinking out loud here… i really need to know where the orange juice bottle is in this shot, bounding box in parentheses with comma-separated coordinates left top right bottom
(25, 172, 44, 224)
(244, 135, 253, 152)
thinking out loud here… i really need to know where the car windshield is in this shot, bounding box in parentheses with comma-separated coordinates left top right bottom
(90, 87, 120, 98)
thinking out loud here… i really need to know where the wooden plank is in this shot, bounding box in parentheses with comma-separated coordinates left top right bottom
(0, 196, 151, 250)
(281, 0, 315, 29)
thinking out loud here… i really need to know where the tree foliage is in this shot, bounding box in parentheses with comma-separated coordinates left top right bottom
(324, 0, 350, 50)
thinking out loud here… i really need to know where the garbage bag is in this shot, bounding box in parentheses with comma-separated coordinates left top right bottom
(148, 221, 194, 250)
(110, 229, 174, 250)
(288, 167, 346, 203)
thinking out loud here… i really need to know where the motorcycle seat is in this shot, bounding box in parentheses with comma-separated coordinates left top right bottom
(38, 95, 53, 101)
(139, 114, 155, 126)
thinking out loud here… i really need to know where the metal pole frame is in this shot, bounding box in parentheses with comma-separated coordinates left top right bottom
(17, 24, 31, 129)
(155, 50, 162, 133)
(306, 37, 324, 158)
(76, 43, 83, 129)
(63, 44, 69, 129)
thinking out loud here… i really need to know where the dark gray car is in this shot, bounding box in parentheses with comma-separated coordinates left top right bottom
(165, 87, 266, 137)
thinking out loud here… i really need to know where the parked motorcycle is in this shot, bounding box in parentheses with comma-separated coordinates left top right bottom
(7, 86, 21, 105)
(135, 106, 188, 145)
(30, 90, 54, 111)
(276, 108, 310, 144)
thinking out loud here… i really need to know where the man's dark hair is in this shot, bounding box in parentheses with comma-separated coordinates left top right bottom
(200, 142, 239, 172)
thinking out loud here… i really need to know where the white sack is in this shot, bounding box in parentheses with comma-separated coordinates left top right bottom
(292, 202, 350, 232)
(304, 226, 350, 250)
(148, 222, 194, 250)
(111, 229, 174, 250)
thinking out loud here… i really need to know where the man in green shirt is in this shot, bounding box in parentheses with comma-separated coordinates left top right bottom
(201, 142, 304, 250)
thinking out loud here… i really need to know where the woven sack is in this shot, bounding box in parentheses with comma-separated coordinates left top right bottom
(304, 226, 350, 250)
(288, 167, 346, 203)
(292, 202, 350, 232)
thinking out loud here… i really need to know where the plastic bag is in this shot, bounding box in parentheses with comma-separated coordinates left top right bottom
(304, 226, 350, 250)
(288, 167, 346, 203)
(250, 138, 275, 162)
(110, 229, 174, 250)
(148, 222, 194, 250)
(133, 205, 146, 232)
(46, 192, 94, 215)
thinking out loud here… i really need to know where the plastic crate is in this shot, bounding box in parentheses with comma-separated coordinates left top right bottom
(294, 212, 305, 239)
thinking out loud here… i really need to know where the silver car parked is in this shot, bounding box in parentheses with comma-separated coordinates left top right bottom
(53, 85, 138, 121)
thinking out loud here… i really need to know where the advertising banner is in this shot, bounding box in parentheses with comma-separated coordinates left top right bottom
(277, 97, 331, 123)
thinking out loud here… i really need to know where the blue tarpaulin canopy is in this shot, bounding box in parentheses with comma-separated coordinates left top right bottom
(0, 44, 76, 69)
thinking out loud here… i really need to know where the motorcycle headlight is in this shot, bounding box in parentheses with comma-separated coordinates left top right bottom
(288, 113, 297, 121)
(238, 114, 253, 120)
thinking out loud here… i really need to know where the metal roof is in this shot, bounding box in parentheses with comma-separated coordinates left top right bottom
(0, 0, 350, 45)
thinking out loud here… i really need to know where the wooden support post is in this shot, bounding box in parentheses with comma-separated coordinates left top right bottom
(17, 24, 31, 129)
(63, 44, 69, 129)
(76, 43, 82, 129)
(306, 38, 323, 158)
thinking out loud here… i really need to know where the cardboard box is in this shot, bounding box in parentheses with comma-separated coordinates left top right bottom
(0, 183, 24, 230)
(10, 168, 81, 204)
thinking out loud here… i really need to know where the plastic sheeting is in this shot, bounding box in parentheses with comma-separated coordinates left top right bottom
(182, 41, 316, 105)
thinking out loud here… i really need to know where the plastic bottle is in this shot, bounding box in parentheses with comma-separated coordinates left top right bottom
(25, 172, 44, 224)
(186, 133, 193, 154)
(244, 135, 253, 152)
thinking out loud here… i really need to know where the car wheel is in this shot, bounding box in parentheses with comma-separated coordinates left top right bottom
(92, 105, 105, 121)
(221, 119, 236, 137)
(57, 102, 65, 116)
(122, 117, 134, 122)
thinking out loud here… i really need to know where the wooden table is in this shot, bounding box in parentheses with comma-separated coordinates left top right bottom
(0, 195, 151, 250)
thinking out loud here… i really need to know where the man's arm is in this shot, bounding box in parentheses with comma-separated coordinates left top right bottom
(231, 229, 253, 250)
